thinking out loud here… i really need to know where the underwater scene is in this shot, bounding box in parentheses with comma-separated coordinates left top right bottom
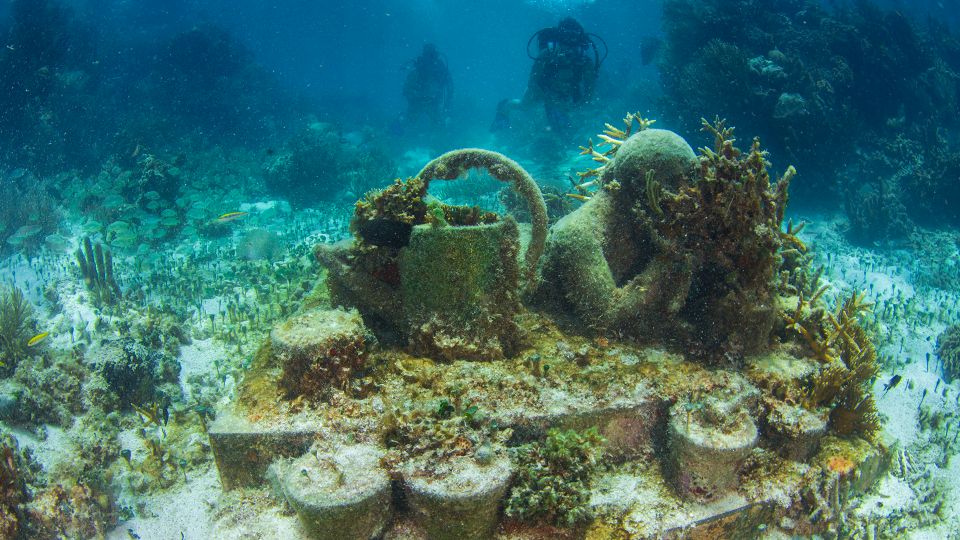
(1, 0, 960, 538)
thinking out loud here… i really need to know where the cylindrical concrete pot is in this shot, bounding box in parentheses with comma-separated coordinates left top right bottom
(667, 398, 759, 501)
(766, 400, 828, 461)
(281, 443, 391, 540)
(402, 454, 513, 540)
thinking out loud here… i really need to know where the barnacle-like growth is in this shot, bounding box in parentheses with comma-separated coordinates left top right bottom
(75, 236, 122, 306)
(0, 286, 35, 372)
(414, 148, 548, 289)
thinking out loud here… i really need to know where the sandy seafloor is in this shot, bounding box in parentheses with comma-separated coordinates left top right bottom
(2, 199, 959, 539)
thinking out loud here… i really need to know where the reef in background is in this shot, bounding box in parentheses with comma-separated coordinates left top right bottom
(659, 0, 960, 244)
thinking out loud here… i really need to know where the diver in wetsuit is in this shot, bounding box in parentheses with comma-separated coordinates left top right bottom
(402, 44, 453, 129)
(493, 18, 605, 133)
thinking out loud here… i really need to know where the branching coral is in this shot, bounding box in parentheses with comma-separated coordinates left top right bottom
(504, 427, 605, 527)
(779, 219, 824, 299)
(575, 111, 655, 193)
(788, 291, 881, 438)
(658, 118, 795, 361)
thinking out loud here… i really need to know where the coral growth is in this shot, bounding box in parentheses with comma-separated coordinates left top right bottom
(273, 309, 372, 400)
(0, 287, 36, 376)
(89, 339, 181, 410)
(8, 354, 86, 427)
(413, 148, 548, 288)
(539, 117, 794, 363)
(25, 484, 115, 539)
(787, 292, 881, 438)
(660, 0, 960, 235)
(935, 324, 960, 383)
(0, 170, 63, 255)
(504, 427, 605, 527)
(0, 434, 26, 539)
(264, 122, 397, 208)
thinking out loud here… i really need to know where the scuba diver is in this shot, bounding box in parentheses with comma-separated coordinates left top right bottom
(401, 43, 454, 129)
(493, 18, 606, 134)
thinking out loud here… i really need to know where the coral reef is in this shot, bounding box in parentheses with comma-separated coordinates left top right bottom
(0, 429, 45, 540)
(0, 433, 27, 539)
(660, 0, 960, 218)
(659, 0, 960, 238)
(844, 156, 915, 245)
(89, 339, 181, 410)
(0, 170, 63, 255)
(6, 354, 86, 427)
(504, 427, 605, 527)
(264, 122, 397, 208)
(539, 117, 793, 363)
(25, 484, 115, 539)
(935, 324, 960, 383)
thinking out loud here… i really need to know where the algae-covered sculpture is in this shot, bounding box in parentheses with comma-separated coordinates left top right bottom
(210, 118, 888, 540)
(318, 148, 547, 361)
(539, 117, 794, 364)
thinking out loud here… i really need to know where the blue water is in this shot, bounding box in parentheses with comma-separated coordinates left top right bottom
(1, 0, 960, 538)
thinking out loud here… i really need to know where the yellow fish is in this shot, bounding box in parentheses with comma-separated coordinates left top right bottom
(27, 332, 49, 347)
(214, 211, 248, 223)
(565, 193, 591, 202)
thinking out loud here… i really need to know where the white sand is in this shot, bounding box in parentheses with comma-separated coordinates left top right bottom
(800, 214, 960, 536)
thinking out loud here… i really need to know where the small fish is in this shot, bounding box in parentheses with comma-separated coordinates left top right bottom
(214, 211, 248, 223)
(565, 193, 591, 202)
(881, 374, 901, 397)
(27, 332, 49, 347)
